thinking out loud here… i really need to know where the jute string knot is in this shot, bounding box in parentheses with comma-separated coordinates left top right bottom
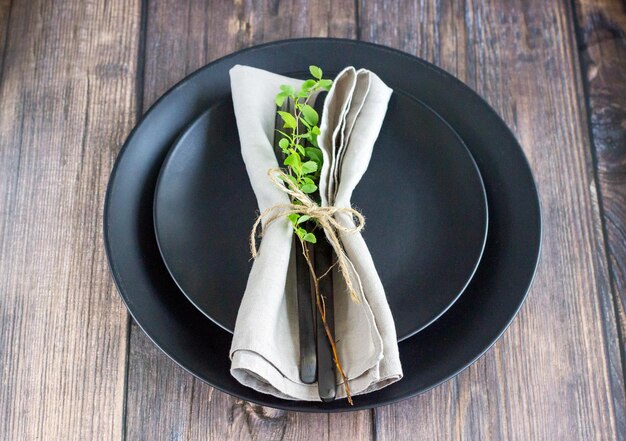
(250, 168, 365, 302)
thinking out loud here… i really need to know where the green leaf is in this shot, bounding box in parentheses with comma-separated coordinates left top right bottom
(278, 111, 297, 129)
(301, 161, 318, 174)
(300, 183, 317, 194)
(287, 213, 299, 225)
(303, 233, 317, 243)
(305, 147, 323, 163)
(284, 152, 300, 168)
(301, 104, 319, 126)
(295, 228, 306, 239)
(287, 154, 303, 175)
(275, 129, 292, 140)
(278, 138, 289, 150)
(296, 90, 308, 98)
(311, 126, 321, 135)
(302, 176, 314, 185)
(318, 79, 333, 91)
(295, 144, 305, 155)
(309, 65, 323, 80)
(301, 79, 316, 91)
(275, 92, 287, 107)
(299, 118, 311, 129)
(279, 84, 295, 95)
(296, 215, 311, 224)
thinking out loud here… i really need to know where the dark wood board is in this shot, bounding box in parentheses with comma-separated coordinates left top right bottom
(0, 0, 624, 439)
(573, 0, 626, 435)
(0, 0, 140, 439)
(0, 0, 11, 76)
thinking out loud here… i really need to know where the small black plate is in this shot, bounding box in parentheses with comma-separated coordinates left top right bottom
(104, 39, 541, 412)
(153, 92, 488, 340)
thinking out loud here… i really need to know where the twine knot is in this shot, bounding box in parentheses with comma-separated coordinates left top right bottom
(250, 168, 365, 302)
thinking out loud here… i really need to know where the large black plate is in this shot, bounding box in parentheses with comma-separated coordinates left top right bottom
(104, 39, 541, 412)
(153, 91, 488, 340)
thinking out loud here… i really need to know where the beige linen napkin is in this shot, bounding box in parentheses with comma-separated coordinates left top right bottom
(229, 65, 402, 401)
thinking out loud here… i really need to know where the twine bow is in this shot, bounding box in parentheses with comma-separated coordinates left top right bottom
(250, 168, 365, 302)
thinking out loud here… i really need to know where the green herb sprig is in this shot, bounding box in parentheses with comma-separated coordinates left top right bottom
(275, 66, 333, 244)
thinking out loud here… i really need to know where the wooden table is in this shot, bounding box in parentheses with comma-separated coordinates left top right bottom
(1, 0, 624, 439)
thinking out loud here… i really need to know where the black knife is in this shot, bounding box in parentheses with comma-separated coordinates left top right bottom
(273, 97, 317, 384)
(310, 92, 337, 402)
(315, 235, 336, 401)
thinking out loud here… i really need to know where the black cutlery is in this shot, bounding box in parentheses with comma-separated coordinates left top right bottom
(314, 235, 336, 401)
(273, 98, 317, 385)
(310, 91, 336, 401)
(273, 91, 336, 399)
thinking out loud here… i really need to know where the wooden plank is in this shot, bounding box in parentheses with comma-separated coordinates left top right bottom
(0, 0, 141, 440)
(359, 0, 624, 440)
(0, 0, 11, 75)
(573, 0, 626, 434)
(124, 1, 374, 440)
(127, 332, 373, 441)
(141, 0, 357, 109)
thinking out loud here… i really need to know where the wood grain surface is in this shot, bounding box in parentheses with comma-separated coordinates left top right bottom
(0, 0, 10, 75)
(0, 0, 624, 440)
(0, 0, 141, 439)
(573, 1, 626, 432)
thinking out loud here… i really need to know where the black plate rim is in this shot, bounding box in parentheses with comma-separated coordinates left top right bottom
(103, 37, 542, 412)
(151, 89, 490, 341)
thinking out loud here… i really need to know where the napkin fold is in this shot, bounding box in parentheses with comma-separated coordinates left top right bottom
(229, 65, 402, 401)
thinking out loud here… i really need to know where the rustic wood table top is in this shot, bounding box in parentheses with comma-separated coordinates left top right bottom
(1, 0, 625, 439)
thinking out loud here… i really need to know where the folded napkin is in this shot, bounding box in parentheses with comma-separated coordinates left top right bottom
(229, 65, 402, 401)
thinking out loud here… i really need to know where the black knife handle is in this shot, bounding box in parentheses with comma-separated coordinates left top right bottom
(315, 236, 336, 402)
(295, 238, 317, 384)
